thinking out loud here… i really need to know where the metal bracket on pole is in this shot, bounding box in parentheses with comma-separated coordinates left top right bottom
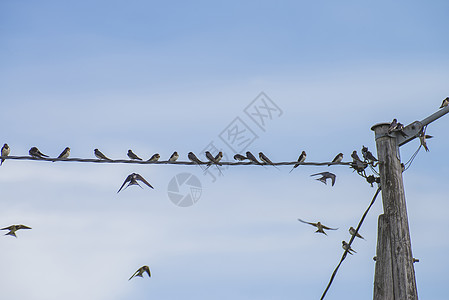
(397, 105, 449, 147)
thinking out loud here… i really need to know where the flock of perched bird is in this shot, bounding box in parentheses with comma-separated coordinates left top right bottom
(1, 98, 446, 278)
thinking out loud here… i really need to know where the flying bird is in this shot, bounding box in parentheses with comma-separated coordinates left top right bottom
(361, 146, 377, 162)
(246, 151, 261, 165)
(290, 151, 306, 173)
(94, 149, 112, 160)
(349, 227, 365, 240)
(148, 153, 160, 162)
(1, 143, 10, 166)
(328, 153, 343, 166)
(297, 218, 338, 235)
(419, 131, 433, 152)
(129, 265, 151, 281)
(117, 173, 154, 193)
(169, 151, 179, 162)
(233, 154, 247, 161)
(1, 224, 32, 237)
(29, 147, 49, 158)
(57, 147, 71, 159)
(342, 241, 356, 255)
(440, 97, 449, 109)
(127, 149, 142, 160)
(310, 172, 336, 186)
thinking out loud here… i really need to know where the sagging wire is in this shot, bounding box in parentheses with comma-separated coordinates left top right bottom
(319, 186, 382, 300)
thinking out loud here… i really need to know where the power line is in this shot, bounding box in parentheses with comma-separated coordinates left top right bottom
(320, 187, 381, 300)
(0, 155, 356, 166)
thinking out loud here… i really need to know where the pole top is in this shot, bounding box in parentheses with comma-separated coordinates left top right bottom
(371, 122, 390, 132)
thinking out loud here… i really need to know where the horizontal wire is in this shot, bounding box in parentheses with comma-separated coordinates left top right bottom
(0, 156, 355, 166)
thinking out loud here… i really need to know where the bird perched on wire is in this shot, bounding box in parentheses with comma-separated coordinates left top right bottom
(328, 153, 343, 166)
(129, 265, 151, 281)
(351, 150, 366, 174)
(246, 151, 261, 165)
(169, 151, 179, 162)
(290, 151, 306, 173)
(1, 143, 10, 166)
(29, 147, 49, 158)
(259, 152, 279, 170)
(418, 131, 433, 152)
(95, 149, 112, 160)
(297, 218, 338, 235)
(361, 146, 377, 163)
(342, 241, 356, 255)
(117, 173, 154, 193)
(310, 172, 336, 186)
(148, 153, 160, 162)
(1, 224, 32, 237)
(349, 226, 365, 240)
(188, 152, 204, 169)
(205, 151, 222, 166)
(58, 147, 70, 159)
(440, 97, 449, 109)
(127, 149, 142, 160)
(233, 154, 247, 161)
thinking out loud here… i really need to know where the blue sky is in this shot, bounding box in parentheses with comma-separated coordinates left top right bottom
(1, 1, 448, 299)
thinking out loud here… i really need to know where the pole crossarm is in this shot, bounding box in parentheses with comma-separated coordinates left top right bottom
(372, 105, 449, 147)
(0, 156, 354, 167)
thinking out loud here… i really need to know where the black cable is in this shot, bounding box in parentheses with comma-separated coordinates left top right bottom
(320, 187, 381, 300)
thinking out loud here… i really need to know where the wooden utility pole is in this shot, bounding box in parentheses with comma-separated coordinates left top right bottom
(370, 105, 449, 299)
(371, 123, 417, 300)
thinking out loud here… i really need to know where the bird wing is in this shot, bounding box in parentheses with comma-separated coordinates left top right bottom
(135, 174, 154, 189)
(143, 266, 151, 277)
(297, 218, 317, 227)
(128, 270, 139, 281)
(17, 225, 32, 230)
(328, 173, 336, 186)
(310, 172, 326, 177)
(322, 225, 338, 230)
(1, 226, 14, 230)
(117, 175, 132, 193)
